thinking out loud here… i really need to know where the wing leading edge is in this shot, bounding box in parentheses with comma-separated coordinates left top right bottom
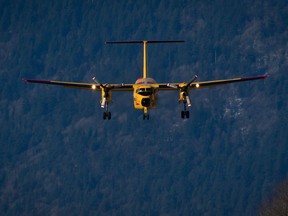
(22, 78, 134, 91)
(23, 74, 268, 91)
(158, 74, 268, 90)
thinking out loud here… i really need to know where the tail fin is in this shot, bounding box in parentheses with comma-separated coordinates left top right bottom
(106, 40, 184, 78)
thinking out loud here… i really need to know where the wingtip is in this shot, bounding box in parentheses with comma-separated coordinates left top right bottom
(263, 73, 269, 78)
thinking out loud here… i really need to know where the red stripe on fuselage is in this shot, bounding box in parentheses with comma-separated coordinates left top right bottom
(135, 78, 157, 85)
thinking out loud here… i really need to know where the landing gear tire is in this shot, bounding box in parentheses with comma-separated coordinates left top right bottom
(181, 111, 185, 119)
(181, 111, 189, 119)
(103, 112, 111, 120)
(186, 111, 190, 119)
(143, 114, 149, 120)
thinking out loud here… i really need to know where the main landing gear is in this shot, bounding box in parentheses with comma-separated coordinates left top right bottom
(103, 111, 111, 120)
(181, 102, 190, 119)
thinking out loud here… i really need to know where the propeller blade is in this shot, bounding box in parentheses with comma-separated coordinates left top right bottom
(92, 76, 100, 84)
(167, 83, 178, 89)
(188, 75, 198, 86)
(92, 77, 106, 88)
(186, 96, 191, 107)
(101, 97, 106, 108)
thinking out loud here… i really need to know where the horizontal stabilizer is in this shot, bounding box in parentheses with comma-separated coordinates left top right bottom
(105, 40, 185, 44)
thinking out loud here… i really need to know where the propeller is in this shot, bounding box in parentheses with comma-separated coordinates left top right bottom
(181, 75, 197, 107)
(92, 77, 110, 108)
(187, 75, 198, 86)
(100, 97, 106, 108)
(92, 77, 124, 108)
(92, 77, 124, 88)
(167, 75, 198, 107)
(167, 83, 178, 89)
(92, 76, 105, 88)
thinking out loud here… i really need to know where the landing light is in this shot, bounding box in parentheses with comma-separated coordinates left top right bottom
(196, 83, 200, 88)
(92, 85, 96, 90)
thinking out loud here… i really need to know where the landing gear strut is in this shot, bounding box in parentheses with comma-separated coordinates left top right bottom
(103, 103, 111, 120)
(143, 108, 149, 120)
(181, 102, 190, 119)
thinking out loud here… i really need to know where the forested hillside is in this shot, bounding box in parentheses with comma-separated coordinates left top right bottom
(1, 0, 287, 215)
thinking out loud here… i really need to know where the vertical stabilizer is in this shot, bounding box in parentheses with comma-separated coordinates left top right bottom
(143, 41, 148, 78)
(105, 40, 184, 78)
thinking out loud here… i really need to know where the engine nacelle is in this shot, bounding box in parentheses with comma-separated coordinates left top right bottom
(179, 91, 191, 107)
(100, 88, 112, 108)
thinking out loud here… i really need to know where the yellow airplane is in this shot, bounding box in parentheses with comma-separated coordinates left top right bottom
(23, 40, 268, 120)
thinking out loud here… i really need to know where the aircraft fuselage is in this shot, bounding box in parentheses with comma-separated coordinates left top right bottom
(133, 77, 158, 110)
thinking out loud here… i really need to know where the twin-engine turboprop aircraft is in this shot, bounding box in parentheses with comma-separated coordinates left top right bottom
(23, 40, 268, 120)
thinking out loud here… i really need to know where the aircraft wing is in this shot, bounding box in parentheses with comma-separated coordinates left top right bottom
(22, 78, 134, 91)
(157, 74, 268, 90)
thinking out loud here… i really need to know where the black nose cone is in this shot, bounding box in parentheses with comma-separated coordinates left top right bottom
(141, 98, 150, 107)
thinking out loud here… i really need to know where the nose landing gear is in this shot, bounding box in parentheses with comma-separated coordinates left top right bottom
(143, 108, 149, 120)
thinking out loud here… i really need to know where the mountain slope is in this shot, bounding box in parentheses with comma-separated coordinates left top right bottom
(0, 0, 287, 215)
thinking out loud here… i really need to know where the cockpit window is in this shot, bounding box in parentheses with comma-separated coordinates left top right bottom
(136, 88, 154, 96)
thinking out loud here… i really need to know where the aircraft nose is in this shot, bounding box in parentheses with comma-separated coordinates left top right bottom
(141, 98, 150, 107)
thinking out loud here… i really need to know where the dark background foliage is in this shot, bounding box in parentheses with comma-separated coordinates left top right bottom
(0, 0, 287, 215)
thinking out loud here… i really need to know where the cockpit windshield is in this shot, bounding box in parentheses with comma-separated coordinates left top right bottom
(136, 87, 154, 96)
